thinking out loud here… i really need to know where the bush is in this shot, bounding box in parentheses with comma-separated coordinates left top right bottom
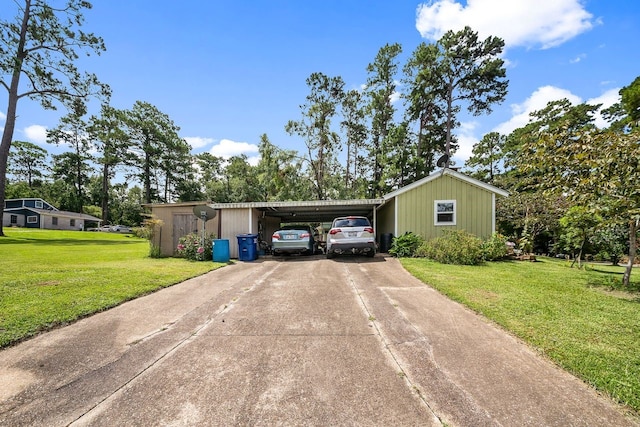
(416, 229, 484, 265)
(177, 233, 214, 261)
(389, 232, 424, 257)
(482, 233, 508, 261)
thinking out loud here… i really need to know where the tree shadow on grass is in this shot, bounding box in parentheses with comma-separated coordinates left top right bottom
(0, 238, 143, 246)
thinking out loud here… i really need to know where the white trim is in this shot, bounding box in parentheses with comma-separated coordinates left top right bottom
(394, 198, 398, 236)
(34, 200, 43, 208)
(248, 208, 253, 234)
(434, 200, 456, 226)
(492, 194, 496, 233)
(27, 215, 38, 224)
(384, 168, 509, 200)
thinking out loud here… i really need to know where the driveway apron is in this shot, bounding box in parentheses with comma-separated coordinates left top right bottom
(0, 256, 636, 426)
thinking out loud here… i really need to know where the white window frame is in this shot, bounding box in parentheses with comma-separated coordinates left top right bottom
(434, 200, 456, 226)
(35, 200, 43, 208)
(27, 215, 38, 224)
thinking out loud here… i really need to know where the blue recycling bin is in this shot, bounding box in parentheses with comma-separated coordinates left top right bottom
(212, 239, 230, 262)
(237, 233, 258, 261)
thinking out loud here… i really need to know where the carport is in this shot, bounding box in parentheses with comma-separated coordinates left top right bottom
(209, 199, 385, 258)
(147, 199, 385, 258)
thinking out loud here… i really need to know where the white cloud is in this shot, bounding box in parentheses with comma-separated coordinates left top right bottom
(587, 88, 620, 128)
(0, 111, 6, 121)
(416, 0, 597, 49)
(569, 53, 587, 64)
(209, 138, 259, 159)
(389, 91, 401, 104)
(452, 121, 479, 165)
(24, 124, 48, 144)
(494, 86, 582, 135)
(184, 136, 215, 150)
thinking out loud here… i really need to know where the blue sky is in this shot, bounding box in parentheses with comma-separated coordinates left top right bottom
(4, 0, 639, 167)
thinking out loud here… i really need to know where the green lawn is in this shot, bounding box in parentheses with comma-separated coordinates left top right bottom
(401, 257, 640, 415)
(0, 228, 224, 348)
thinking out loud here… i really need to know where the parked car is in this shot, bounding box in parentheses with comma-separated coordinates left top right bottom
(110, 225, 133, 233)
(326, 216, 376, 259)
(89, 225, 113, 232)
(272, 225, 316, 256)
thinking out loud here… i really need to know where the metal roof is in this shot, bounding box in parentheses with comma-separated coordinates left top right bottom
(209, 199, 385, 222)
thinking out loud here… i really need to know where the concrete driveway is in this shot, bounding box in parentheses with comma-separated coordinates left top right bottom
(0, 255, 637, 426)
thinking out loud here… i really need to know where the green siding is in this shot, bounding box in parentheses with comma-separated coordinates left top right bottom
(396, 174, 495, 239)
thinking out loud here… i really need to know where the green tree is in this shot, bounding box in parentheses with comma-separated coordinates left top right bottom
(0, 0, 108, 236)
(464, 131, 505, 183)
(364, 43, 402, 197)
(47, 99, 93, 213)
(620, 75, 640, 128)
(51, 152, 91, 212)
(420, 26, 508, 166)
(286, 72, 344, 200)
(558, 206, 600, 268)
(7, 140, 49, 187)
(520, 124, 640, 286)
(340, 89, 368, 197)
(88, 105, 129, 222)
(124, 101, 183, 204)
(255, 134, 310, 201)
(403, 41, 449, 179)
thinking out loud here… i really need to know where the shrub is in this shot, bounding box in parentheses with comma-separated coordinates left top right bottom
(416, 229, 484, 265)
(177, 233, 214, 261)
(482, 233, 508, 261)
(389, 232, 424, 257)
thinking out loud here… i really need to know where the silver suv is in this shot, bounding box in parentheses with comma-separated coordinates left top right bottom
(326, 216, 376, 259)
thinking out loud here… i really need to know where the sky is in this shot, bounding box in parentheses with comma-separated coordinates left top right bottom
(3, 0, 639, 168)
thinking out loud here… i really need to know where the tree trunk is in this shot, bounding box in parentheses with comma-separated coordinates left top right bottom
(0, 0, 30, 237)
(622, 218, 638, 287)
(101, 162, 109, 222)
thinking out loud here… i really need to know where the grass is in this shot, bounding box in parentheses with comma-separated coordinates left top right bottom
(0, 228, 224, 348)
(400, 256, 640, 415)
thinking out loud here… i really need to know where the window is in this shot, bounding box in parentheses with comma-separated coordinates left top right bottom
(35, 200, 43, 208)
(434, 200, 456, 225)
(52, 217, 58, 225)
(70, 219, 75, 227)
(27, 216, 38, 224)
(10, 215, 17, 224)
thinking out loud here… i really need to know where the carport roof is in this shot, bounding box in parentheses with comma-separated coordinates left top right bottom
(209, 199, 385, 222)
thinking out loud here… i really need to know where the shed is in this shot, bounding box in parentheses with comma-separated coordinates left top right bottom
(376, 168, 509, 240)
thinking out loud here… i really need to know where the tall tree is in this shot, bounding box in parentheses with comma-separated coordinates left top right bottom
(403, 41, 449, 179)
(340, 89, 368, 197)
(51, 151, 91, 212)
(0, 0, 108, 236)
(7, 140, 49, 187)
(464, 131, 505, 183)
(88, 105, 129, 222)
(47, 98, 92, 213)
(364, 43, 402, 197)
(419, 26, 508, 166)
(125, 101, 182, 204)
(285, 72, 344, 200)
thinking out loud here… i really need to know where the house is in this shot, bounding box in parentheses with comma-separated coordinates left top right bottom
(376, 168, 509, 240)
(145, 168, 508, 258)
(3, 198, 101, 231)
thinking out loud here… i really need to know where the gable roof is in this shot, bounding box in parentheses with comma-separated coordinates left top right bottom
(383, 168, 509, 200)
